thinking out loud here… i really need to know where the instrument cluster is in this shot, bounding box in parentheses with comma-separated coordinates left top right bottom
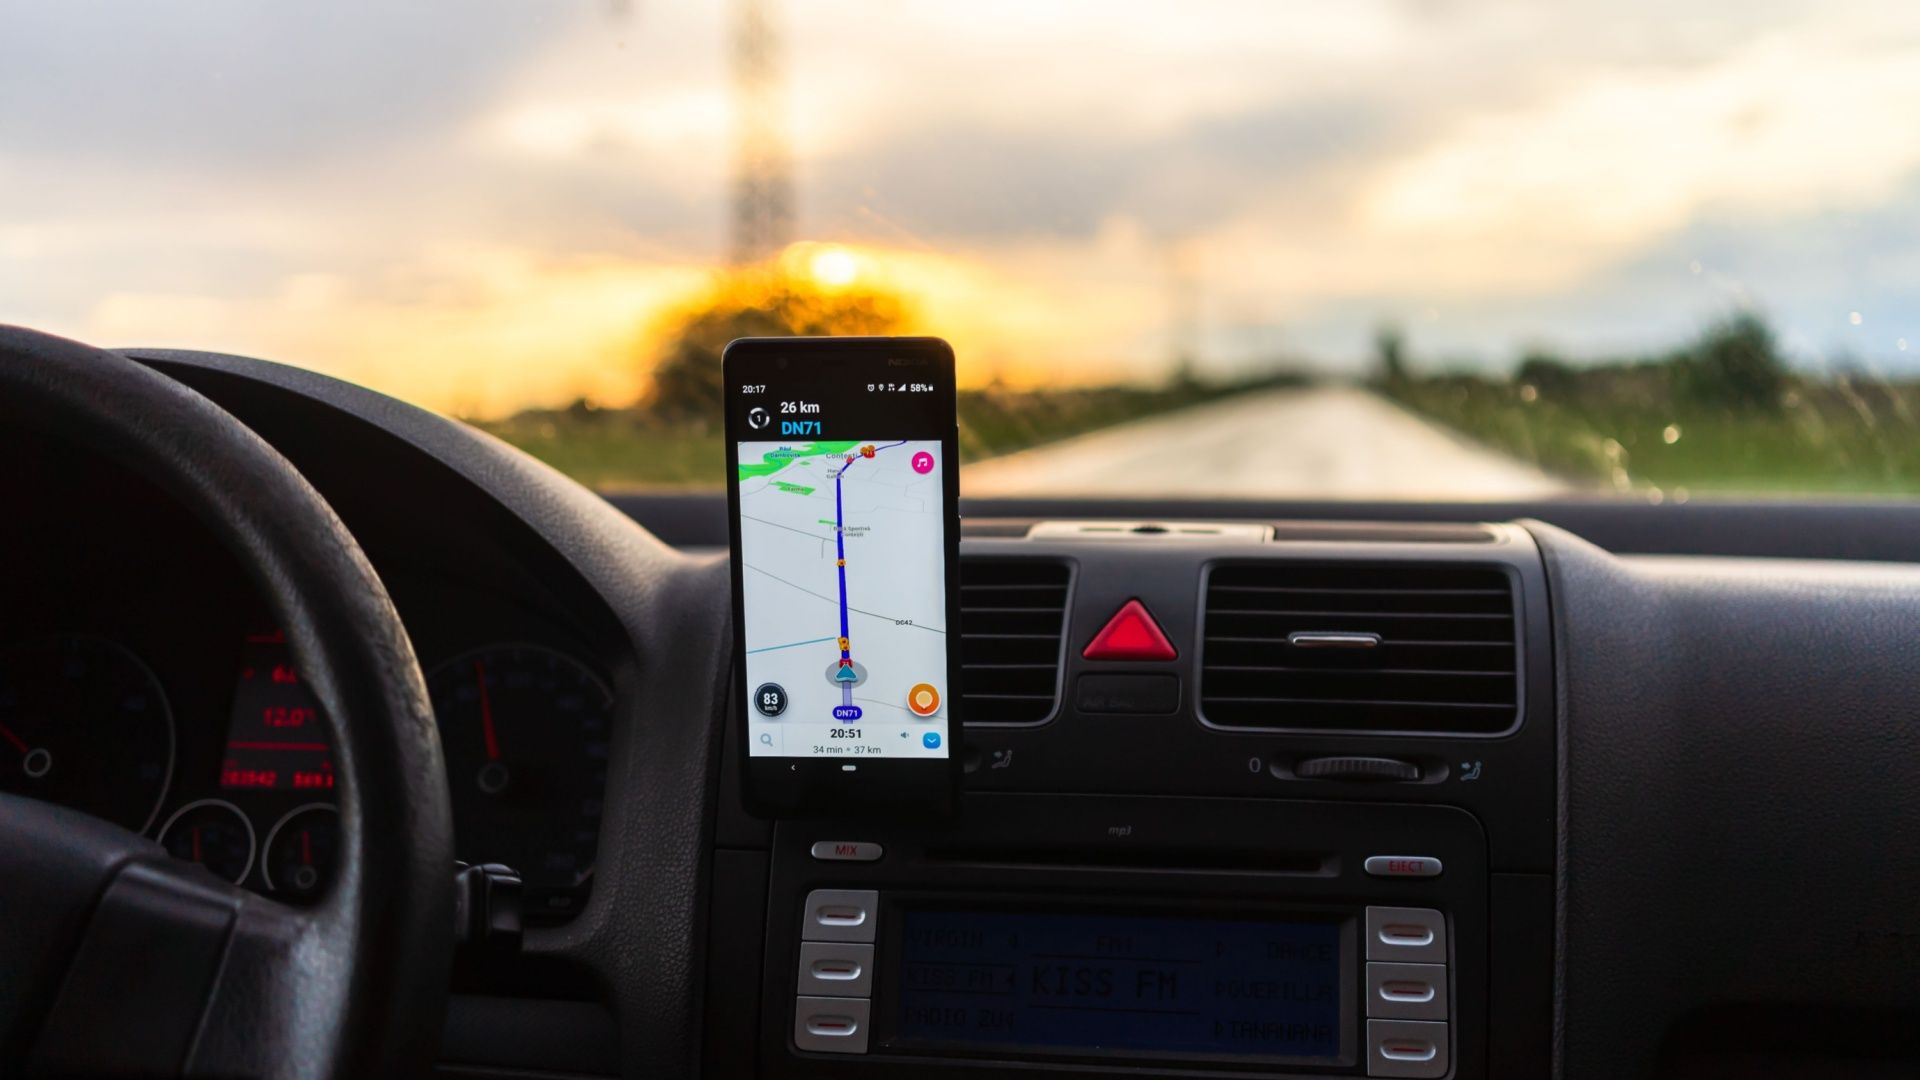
(0, 624, 613, 924)
(1, 388, 628, 929)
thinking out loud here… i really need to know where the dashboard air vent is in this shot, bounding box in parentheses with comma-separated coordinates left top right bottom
(958, 559, 1071, 725)
(1201, 564, 1518, 734)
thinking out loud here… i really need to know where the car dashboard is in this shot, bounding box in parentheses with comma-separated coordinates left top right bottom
(4, 347, 1918, 1080)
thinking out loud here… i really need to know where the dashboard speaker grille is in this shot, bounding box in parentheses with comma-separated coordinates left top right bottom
(958, 559, 1071, 725)
(1200, 563, 1518, 734)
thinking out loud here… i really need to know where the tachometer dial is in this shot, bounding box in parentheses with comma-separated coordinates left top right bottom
(0, 635, 174, 832)
(427, 645, 612, 922)
(263, 803, 339, 900)
(158, 799, 256, 884)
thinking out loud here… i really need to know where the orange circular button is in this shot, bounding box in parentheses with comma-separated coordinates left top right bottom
(907, 683, 941, 716)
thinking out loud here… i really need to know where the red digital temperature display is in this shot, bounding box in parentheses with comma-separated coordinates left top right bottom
(221, 630, 335, 791)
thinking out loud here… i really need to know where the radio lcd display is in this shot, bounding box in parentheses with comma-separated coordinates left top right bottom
(887, 907, 1346, 1064)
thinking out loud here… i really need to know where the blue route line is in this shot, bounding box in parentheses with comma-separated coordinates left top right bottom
(832, 440, 909, 708)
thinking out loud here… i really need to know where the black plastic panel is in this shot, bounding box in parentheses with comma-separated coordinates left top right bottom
(1532, 523, 1920, 1078)
(705, 850, 770, 1078)
(439, 995, 619, 1076)
(1486, 872, 1552, 1078)
(609, 492, 1920, 563)
(934, 527, 1555, 874)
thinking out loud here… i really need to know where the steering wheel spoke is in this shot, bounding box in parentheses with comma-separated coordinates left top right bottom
(0, 793, 316, 1075)
(180, 888, 323, 1076)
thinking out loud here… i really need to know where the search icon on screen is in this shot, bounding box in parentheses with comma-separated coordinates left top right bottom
(759, 733, 774, 747)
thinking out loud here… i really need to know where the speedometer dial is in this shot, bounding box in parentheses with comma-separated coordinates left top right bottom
(427, 645, 612, 923)
(263, 804, 339, 900)
(0, 635, 174, 832)
(158, 799, 255, 884)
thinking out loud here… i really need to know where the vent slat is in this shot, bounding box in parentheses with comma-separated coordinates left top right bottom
(1207, 609, 1509, 620)
(1206, 635, 1511, 647)
(965, 692, 1057, 702)
(1204, 665, 1513, 677)
(1206, 696, 1511, 710)
(1202, 563, 1518, 735)
(1210, 586, 1508, 597)
(957, 559, 1070, 725)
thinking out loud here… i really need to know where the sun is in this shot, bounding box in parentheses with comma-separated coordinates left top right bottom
(807, 246, 860, 288)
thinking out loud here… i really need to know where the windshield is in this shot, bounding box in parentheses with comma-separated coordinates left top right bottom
(8, 1, 1919, 499)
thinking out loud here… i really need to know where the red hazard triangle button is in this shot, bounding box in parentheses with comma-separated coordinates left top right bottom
(1082, 599, 1177, 661)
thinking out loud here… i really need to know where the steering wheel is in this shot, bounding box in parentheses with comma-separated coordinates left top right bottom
(0, 327, 454, 1077)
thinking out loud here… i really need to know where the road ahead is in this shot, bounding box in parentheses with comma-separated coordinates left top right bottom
(962, 385, 1564, 500)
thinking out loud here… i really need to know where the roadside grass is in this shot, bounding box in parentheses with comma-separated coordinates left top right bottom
(474, 373, 1305, 490)
(1382, 373, 1920, 496)
(477, 408, 726, 489)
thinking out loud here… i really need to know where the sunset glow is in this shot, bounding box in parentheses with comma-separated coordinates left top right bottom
(4, 0, 1919, 416)
(802, 245, 860, 289)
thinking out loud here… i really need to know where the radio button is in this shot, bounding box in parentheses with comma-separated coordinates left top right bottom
(794, 996, 870, 1054)
(1364, 855, 1443, 878)
(810, 840, 884, 862)
(1366, 961, 1448, 1021)
(797, 942, 875, 997)
(1365, 906, 1447, 963)
(1367, 1019, 1448, 1078)
(804, 888, 879, 943)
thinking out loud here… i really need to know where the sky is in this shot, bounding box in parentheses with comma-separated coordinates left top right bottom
(4, 0, 1920, 416)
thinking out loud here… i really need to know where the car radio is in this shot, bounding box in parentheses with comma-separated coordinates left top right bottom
(760, 793, 1487, 1079)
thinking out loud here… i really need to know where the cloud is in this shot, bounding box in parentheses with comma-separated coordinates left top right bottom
(803, 95, 1399, 246)
(0, 1, 578, 172)
(1357, 23, 1920, 277)
(6, 0, 1920, 410)
(1257, 174, 1920, 376)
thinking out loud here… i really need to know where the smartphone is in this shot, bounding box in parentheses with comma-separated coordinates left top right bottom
(723, 336, 962, 817)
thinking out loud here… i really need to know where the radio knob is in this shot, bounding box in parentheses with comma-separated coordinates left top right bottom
(1294, 755, 1422, 782)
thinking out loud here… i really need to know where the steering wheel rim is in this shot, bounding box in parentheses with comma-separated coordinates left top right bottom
(0, 326, 453, 1077)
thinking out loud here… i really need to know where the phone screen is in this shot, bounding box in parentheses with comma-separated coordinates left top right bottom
(724, 337, 960, 815)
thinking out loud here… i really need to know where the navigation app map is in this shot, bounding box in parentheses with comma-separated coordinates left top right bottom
(738, 437, 949, 760)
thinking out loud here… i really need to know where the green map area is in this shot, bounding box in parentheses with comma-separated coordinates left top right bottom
(737, 440, 860, 482)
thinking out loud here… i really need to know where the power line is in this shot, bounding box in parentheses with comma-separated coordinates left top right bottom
(730, 0, 794, 264)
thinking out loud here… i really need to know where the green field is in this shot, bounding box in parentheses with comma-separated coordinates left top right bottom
(1382, 373, 1920, 496)
(1368, 313, 1920, 497)
(477, 312, 1920, 498)
(476, 374, 1301, 491)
